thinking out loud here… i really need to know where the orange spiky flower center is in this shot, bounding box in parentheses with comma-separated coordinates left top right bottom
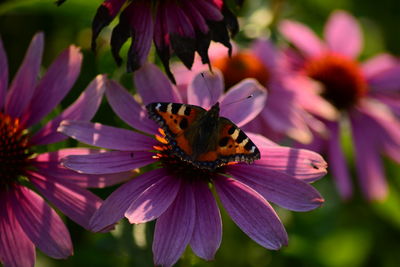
(304, 53, 367, 110)
(212, 52, 270, 90)
(0, 112, 32, 191)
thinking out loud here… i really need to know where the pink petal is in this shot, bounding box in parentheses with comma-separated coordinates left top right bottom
(5, 33, 44, 118)
(125, 175, 181, 223)
(63, 151, 155, 174)
(134, 63, 182, 105)
(28, 171, 102, 230)
(187, 70, 224, 109)
(10, 186, 72, 259)
(362, 53, 399, 78)
(0, 190, 35, 267)
(31, 75, 106, 145)
(126, 0, 154, 70)
(153, 182, 196, 267)
(228, 165, 324, 211)
(368, 65, 400, 92)
(21, 45, 82, 127)
(219, 78, 267, 127)
(106, 79, 158, 134)
(90, 168, 168, 232)
(324, 10, 362, 58)
(251, 38, 277, 71)
(279, 20, 325, 57)
(57, 120, 155, 151)
(215, 176, 288, 250)
(189, 181, 222, 261)
(0, 37, 8, 109)
(256, 146, 328, 182)
(326, 121, 353, 200)
(350, 112, 388, 201)
(247, 132, 278, 147)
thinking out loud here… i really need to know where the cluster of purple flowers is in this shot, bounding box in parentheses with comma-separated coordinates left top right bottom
(1, 1, 400, 267)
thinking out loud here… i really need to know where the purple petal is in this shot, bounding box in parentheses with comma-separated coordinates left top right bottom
(58, 120, 155, 151)
(256, 146, 328, 182)
(0, 190, 35, 267)
(190, 181, 222, 261)
(219, 78, 267, 127)
(21, 45, 82, 127)
(125, 175, 181, 223)
(368, 65, 400, 92)
(215, 176, 288, 250)
(106, 79, 158, 134)
(326, 121, 353, 200)
(228, 164, 324, 211)
(188, 70, 224, 109)
(153, 182, 196, 267)
(5, 33, 44, 118)
(279, 20, 325, 57)
(90, 168, 168, 232)
(63, 150, 155, 174)
(251, 38, 277, 71)
(166, 3, 195, 38)
(324, 10, 362, 58)
(191, 0, 223, 21)
(32, 149, 131, 188)
(0, 37, 8, 109)
(362, 53, 399, 78)
(28, 171, 102, 230)
(134, 63, 182, 105)
(181, 1, 209, 34)
(10, 186, 72, 259)
(31, 75, 106, 145)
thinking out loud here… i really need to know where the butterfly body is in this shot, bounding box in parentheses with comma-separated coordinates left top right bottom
(146, 102, 260, 170)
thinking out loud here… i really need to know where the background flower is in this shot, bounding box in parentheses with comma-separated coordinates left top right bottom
(58, 63, 327, 266)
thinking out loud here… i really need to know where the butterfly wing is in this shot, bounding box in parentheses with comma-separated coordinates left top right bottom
(146, 102, 207, 156)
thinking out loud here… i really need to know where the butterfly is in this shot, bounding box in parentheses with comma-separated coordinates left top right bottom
(146, 102, 260, 170)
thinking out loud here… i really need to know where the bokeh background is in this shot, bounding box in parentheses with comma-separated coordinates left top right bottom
(1, 0, 400, 266)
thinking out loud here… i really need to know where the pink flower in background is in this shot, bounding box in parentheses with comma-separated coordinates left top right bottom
(172, 40, 337, 144)
(280, 10, 400, 201)
(0, 33, 129, 267)
(58, 63, 327, 267)
(87, 0, 241, 82)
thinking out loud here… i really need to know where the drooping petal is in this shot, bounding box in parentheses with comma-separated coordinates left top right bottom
(228, 164, 324, 211)
(0, 190, 35, 267)
(350, 111, 388, 201)
(153, 182, 196, 267)
(90, 168, 168, 232)
(187, 70, 224, 109)
(63, 150, 155, 174)
(10, 186, 72, 259)
(125, 175, 181, 223)
(190, 180, 222, 261)
(5, 33, 44, 118)
(324, 10, 362, 58)
(181, 0, 209, 34)
(105, 79, 158, 134)
(362, 53, 399, 78)
(256, 146, 328, 182)
(367, 65, 400, 92)
(31, 75, 106, 145)
(279, 20, 325, 57)
(191, 0, 224, 21)
(215, 176, 288, 250)
(21, 45, 82, 127)
(219, 78, 267, 127)
(134, 63, 182, 105)
(28, 171, 102, 230)
(326, 121, 353, 200)
(57, 120, 155, 151)
(32, 148, 132, 188)
(0, 37, 8, 109)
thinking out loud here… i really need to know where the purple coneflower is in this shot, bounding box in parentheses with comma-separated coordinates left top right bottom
(0, 33, 128, 267)
(280, 10, 400, 201)
(58, 63, 327, 266)
(87, 0, 241, 82)
(172, 40, 337, 144)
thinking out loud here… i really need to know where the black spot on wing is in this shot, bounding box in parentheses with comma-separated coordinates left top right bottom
(227, 126, 236, 135)
(179, 118, 188, 129)
(171, 103, 181, 114)
(244, 141, 254, 151)
(219, 136, 230, 147)
(158, 103, 168, 112)
(184, 106, 191, 116)
(236, 130, 246, 143)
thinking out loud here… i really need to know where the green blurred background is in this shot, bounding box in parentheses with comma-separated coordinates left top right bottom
(1, 0, 400, 266)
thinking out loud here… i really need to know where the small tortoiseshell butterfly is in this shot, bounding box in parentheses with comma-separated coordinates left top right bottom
(146, 102, 260, 170)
